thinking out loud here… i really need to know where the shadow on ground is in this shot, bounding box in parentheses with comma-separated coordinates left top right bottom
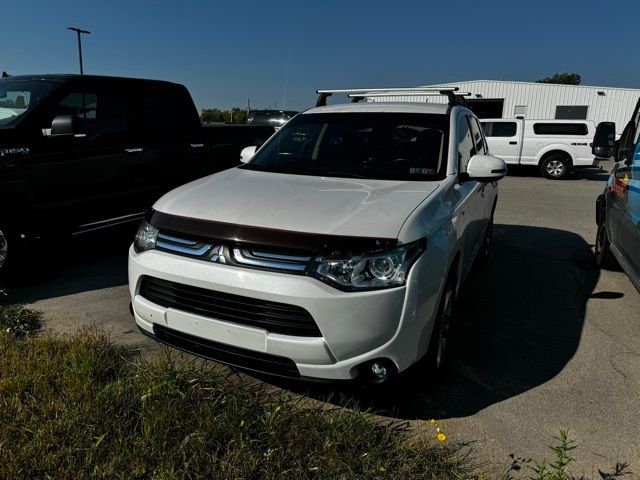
(506, 164, 611, 181)
(2, 220, 604, 422)
(261, 224, 601, 420)
(2, 223, 135, 304)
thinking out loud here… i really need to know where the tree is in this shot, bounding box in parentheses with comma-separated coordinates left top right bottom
(200, 107, 248, 124)
(536, 73, 581, 85)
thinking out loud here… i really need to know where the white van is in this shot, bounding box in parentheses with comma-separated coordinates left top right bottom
(480, 118, 597, 179)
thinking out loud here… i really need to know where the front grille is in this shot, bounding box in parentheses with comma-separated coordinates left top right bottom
(140, 276, 322, 337)
(153, 324, 300, 378)
(155, 231, 312, 274)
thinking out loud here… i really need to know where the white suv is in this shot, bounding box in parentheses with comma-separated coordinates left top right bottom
(128, 88, 507, 383)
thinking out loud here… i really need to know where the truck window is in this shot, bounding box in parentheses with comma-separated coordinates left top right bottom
(533, 123, 588, 136)
(457, 115, 475, 174)
(127, 84, 197, 134)
(482, 121, 517, 137)
(47, 91, 127, 136)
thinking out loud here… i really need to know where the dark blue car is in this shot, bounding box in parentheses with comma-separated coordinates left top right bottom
(593, 104, 640, 293)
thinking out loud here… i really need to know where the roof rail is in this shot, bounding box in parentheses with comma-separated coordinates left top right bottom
(315, 87, 460, 107)
(353, 91, 471, 107)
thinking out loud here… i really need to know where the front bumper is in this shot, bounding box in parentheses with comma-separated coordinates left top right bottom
(128, 246, 438, 380)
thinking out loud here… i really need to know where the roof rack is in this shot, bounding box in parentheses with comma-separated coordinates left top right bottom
(350, 91, 471, 106)
(315, 87, 464, 107)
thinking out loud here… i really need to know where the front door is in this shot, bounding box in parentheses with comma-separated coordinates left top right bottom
(481, 120, 520, 164)
(23, 81, 147, 233)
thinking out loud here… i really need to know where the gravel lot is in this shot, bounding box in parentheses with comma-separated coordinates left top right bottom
(5, 162, 640, 473)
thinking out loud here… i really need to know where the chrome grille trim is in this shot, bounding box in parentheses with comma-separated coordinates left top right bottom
(157, 232, 198, 246)
(251, 250, 312, 262)
(156, 232, 212, 256)
(232, 248, 307, 271)
(154, 231, 312, 274)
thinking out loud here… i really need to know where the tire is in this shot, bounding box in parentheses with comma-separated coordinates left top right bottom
(595, 221, 619, 270)
(540, 154, 570, 180)
(476, 212, 494, 265)
(424, 276, 456, 376)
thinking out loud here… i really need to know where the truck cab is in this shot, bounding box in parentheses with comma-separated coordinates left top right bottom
(480, 118, 597, 179)
(0, 74, 274, 276)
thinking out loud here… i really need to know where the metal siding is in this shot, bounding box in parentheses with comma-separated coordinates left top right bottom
(370, 80, 640, 131)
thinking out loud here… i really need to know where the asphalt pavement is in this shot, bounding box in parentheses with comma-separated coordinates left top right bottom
(4, 162, 639, 474)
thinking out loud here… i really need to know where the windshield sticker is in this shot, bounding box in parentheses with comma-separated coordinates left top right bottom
(410, 167, 435, 175)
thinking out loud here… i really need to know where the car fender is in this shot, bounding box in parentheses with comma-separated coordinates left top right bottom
(535, 144, 574, 165)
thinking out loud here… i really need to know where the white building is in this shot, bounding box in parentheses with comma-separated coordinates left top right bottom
(372, 80, 640, 128)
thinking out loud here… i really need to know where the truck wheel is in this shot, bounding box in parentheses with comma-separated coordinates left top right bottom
(595, 221, 619, 270)
(541, 155, 570, 179)
(425, 276, 456, 376)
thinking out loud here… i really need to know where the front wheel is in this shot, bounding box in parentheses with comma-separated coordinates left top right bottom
(595, 221, 618, 270)
(540, 155, 570, 179)
(476, 214, 494, 265)
(425, 278, 456, 376)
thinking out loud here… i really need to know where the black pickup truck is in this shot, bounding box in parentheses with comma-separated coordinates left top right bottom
(0, 74, 274, 274)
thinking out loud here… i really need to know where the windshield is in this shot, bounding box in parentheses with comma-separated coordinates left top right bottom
(242, 112, 448, 180)
(247, 110, 298, 127)
(0, 79, 60, 127)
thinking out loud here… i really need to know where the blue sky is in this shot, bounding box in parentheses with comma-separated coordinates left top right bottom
(2, 0, 639, 111)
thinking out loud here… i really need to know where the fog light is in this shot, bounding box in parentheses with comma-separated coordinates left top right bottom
(370, 362, 388, 383)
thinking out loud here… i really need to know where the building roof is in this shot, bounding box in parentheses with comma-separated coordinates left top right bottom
(428, 79, 640, 92)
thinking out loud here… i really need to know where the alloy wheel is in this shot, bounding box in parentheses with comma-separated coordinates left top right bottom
(546, 160, 566, 177)
(436, 287, 454, 370)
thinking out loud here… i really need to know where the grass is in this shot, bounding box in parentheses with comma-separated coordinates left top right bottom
(0, 303, 632, 479)
(0, 308, 475, 480)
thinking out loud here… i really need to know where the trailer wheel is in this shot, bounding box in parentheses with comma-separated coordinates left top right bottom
(540, 154, 570, 179)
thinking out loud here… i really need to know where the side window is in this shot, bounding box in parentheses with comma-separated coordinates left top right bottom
(483, 121, 517, 137)
(469, 116, 486, 154)
(457, 115, 475, 174)
(617, 122, 634, 163)
(47, 90, 126, 136)
(128, 85, 196, 134)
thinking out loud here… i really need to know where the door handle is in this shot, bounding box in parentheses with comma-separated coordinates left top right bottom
(125, 147, 144, 153)
(509, 141, 518, 145)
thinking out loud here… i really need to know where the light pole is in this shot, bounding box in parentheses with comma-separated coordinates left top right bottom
(67, 27, 90, 74)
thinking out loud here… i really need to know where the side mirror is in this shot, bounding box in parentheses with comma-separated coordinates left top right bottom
(592, 121, 616, 158)
(467, 154, 507, 181)
(50, 115, 79, 136)
(239, 145, 257, 163)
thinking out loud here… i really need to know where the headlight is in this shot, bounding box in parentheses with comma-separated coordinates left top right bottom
(133, 220, 159, 253)
(309, 239, 426, 291)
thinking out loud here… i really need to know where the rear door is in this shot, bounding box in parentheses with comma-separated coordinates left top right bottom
(480, 119, 520, 164)
(126, 83, 206, 205)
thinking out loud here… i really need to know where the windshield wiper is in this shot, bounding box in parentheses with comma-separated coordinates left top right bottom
(323, 171, 366, 178)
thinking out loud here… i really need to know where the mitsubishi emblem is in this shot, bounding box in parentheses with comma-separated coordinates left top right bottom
(210, 245, 226, 263)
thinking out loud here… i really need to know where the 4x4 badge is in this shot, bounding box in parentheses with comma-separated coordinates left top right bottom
(210, 245, 226, 264)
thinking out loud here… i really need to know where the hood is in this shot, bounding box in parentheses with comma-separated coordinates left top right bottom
(154, 168, 439, 239)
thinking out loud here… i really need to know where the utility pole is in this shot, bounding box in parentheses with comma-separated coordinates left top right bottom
(67, 27, 90, 74)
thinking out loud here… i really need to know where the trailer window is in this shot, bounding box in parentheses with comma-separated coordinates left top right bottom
(533, 123, 588, 136)
(482, 121, 517, 137)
